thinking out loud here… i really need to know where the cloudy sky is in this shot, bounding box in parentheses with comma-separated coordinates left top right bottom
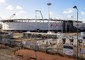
(0, 0, 85, 21)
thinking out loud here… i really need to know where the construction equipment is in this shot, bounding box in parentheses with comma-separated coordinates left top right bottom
(35, 10, 43, 19)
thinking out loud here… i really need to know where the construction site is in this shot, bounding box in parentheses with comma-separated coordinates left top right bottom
(0, 1, 85, 60)
(0, 30, 85, 60)
(0, 15, 85, 60)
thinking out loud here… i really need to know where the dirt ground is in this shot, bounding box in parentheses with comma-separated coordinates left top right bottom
(0, 46, 20, 60)
(15, 49, 76, 60)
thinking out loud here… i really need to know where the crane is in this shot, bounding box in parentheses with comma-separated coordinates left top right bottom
(35, 10, 43, 19)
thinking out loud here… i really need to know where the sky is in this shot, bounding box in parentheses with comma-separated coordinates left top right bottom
(0, 0, 85, 21)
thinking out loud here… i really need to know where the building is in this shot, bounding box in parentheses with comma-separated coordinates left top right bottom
(0, 19, 84, 33)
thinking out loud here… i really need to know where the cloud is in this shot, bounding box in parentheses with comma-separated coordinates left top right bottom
(6, 5, 24, 12)
(16, 5, 25, 14)
(0, 0, 26, 19)
(0, 0, 7, 7)
(18, 10, 26, 14)
(6, 5, 14, 10)
(0, 0, 5, 3)
(67, 15, 72, 18)
(81, 12, 85, 15)
(16, 5, 23, 10)
(63, 8, 74, 14)
(0, 0, 27, 19)
(5, 5, 25, 14)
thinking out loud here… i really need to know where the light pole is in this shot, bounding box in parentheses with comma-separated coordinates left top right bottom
(73, 6, 79, 60)
(47, 3, 52, 32)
